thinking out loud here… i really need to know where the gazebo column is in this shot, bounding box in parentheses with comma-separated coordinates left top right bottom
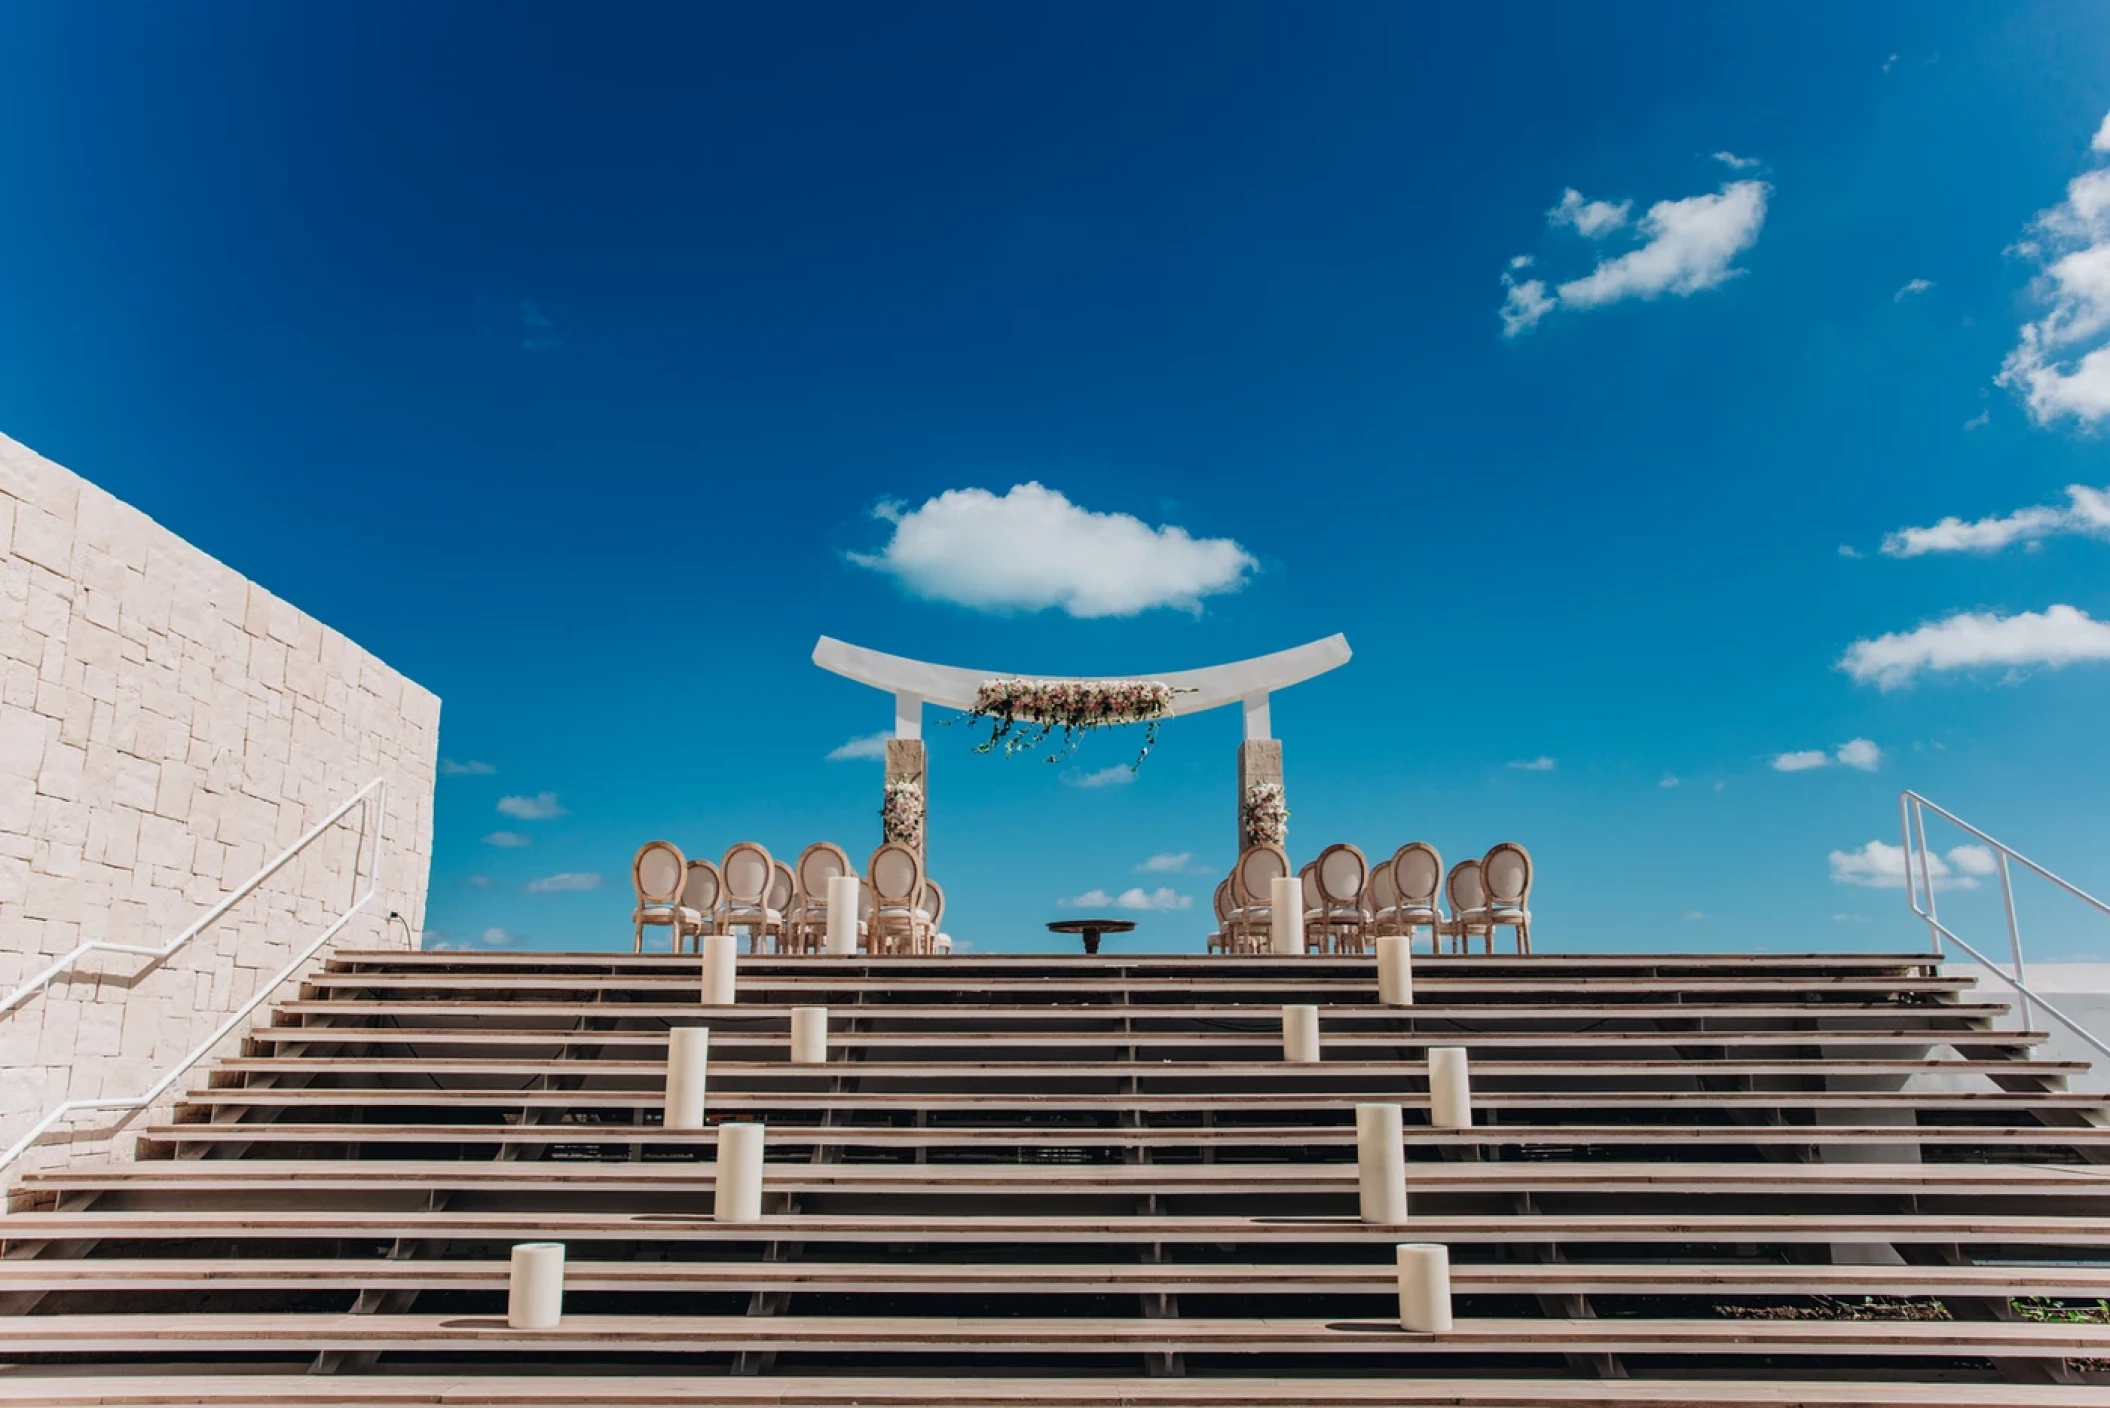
(1237, 690, 1282, 853)
(886, 736, 927, 867)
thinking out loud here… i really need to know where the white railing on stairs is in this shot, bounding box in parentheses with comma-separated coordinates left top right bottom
(1899, 789, 2110, 1063)
(0, 778, 386, 1177)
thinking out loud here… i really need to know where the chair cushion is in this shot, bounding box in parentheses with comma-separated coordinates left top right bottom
(723, 906, 782, 925)
(634, 906, 702, 925)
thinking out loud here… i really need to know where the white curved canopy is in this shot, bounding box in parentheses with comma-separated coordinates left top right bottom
(812, 634, 1350, 742)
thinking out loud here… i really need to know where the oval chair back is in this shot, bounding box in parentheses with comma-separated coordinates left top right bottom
(1315, 843, 1367, 908)
(795, 842, 851, 896)
(867, 843, 924, 907)
(1234, 844, 1290, 907)
(1299, 862, 1321, 912)
(679, 859, 720, 918)
(633, 841, 685, 906)
(1368, 857, 1399, 913)
(1482, 842, 1532, 908)
(1213, 877, 1232, 925)
(720, 842, 774, 908)
(768, 860, 795, 914)
(1447, 858, 1486, 913)
(1391, 842, 1443, 908)
(923, 877, 945, 929)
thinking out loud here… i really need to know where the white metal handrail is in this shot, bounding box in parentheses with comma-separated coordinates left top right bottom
(1899, 789, 2110, 1062)
(0, 779, 386, 1176)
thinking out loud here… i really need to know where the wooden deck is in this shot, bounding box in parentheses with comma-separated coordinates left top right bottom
(3, 947, 2107, 1406)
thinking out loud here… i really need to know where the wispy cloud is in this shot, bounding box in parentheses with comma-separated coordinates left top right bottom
(483, 831, 533, 848)
(1964, 409, 1991, 431)
(1840, 605, 2110, 689)
(1060, 886, 1194, 912)
(850, 483, 1255, 618)
(526, 871, 601, 894)
(828, 733, 891, 761)
(1771, 749, 1831, 772)
(1659, 774, 1681, 788)
(519, 299, 561, 352)
(1503, 178, 1770, 336)
(1064, 765, 1136, 788)
(1135, 852, 1192, 873)
(1997, 107, 2110, 426)
(1712, 151, 1761, 171)
(1681, 910, 1707, 921)
(440, 759, 497, 776)
(1772, 739, 1883, 773)
(1830, 839, 1995, 891)
(1893, 278, 1934, 302)
(465, 874, 494, 890)
(1062, 888, 1114, 908)
(1506, 756, 1557, 772)
(480, 926, 519, 947)
(1548, 188, 1631, 239)
(497, 792, 565, 820)
(1880, 484, 2110, 557)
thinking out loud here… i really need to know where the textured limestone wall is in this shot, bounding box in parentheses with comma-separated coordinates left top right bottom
(0, 432, 438, 1179)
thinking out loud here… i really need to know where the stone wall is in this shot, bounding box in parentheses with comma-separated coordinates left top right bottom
(0, 432, 438, 1179)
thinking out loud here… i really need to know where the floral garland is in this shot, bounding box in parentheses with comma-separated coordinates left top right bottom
(880, 779, 925, 846)
(957, 678, 1186, 768)
(1242, 781, 1289, 849)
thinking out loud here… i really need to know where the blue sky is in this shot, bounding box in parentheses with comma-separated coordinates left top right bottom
(4, 3, 2109, 958)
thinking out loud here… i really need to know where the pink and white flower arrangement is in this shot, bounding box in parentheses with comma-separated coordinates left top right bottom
(880, 779, 925, 846)
(959, 677, 1185, 768)
(1241, 781, 1289, 848)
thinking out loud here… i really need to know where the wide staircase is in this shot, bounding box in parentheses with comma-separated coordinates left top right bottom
(3, 948, 2110, 1405)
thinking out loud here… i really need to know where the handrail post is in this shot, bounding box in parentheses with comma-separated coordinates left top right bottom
(1911, 796, 1941, 954)
(1996, 851, 2032, 1031)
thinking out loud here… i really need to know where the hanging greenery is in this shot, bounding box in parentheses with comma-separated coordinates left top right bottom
(956, 678, 1189, 769)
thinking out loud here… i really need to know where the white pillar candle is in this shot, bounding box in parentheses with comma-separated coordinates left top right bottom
(790, 1006, 828, 1064)
(1269, 876, 1302, 956)
(663, 1025, 709, 1131)
(1396, 1243, 1453, 1333)
(1429, 1046, 1472, 1129)
(713, 1121, 765, 1222)
(1356, 1103, 1408, 1224)
(1281, 1003, 1321, 1063)
(1376, 935, 1414, 1006)
(508, 1242, 565, 1330)
(701, 933, 737, 1005)
(825, 875, 860, 956)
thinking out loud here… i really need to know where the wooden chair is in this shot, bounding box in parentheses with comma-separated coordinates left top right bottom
(1387, 842, 1446, 953)
(1230, 844, 1290, 951)
(630, 841, 690, 954)
(1363, 857, 1401, 938)
(1482, 841, 1534, 954)
(1312, 843, 1370, 954)
(925, 878, 950, 954)
(765, 861, 796, 954)
(719, 842, 782, 954)
(788, 843, 854, 955)
(866, 843, 931, 954)
(674, 859, 721, 954)
(1206, 878, 1235, 954)
(1442, 857, 1491, 955)
(1297, 862, 1326, 954)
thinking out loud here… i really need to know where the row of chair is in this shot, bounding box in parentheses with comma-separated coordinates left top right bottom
(629, 841, 952, 955)
(1207, 840, 1534, 955)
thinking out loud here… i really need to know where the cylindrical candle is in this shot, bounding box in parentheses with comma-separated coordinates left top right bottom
(790, 1005, 828, 1064)
(1282, 1003, 1321, 1063)
(1376, 935, 1414, 1006)
(713, 1121, 765, 1222)
(1429, 1046, 1472, 1129)
(1356, 1103, 1408, 1223)
(508, 1242, 565, 1329)
(701, 933, 737, 1005)
(825, 875, 860, 956)
(663, 1025, 709, 1130)
(1269, 876, 1302, 956)
(1396, 1243, 1453, 1333)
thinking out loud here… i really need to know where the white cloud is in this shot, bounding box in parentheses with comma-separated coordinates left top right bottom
(1659, 774, 1680, 788)
(526, 872, 601, 894)
(1064, 765, 1136, 789)
(1504, 179, 1770, 335)
(1834, 737, 1883, 771)
(849, 483, 1256, 618)
(1894, 278, 1934, 301)
(1771, 749, 1829, 772)
(2096, 110, 2110, 154)
(1832, 912, 1870, 923)
(1839, 604, 2110, 689)
(1115, 887, 1192, 911)
(1498, 272, 1555, 337)
(1681, 910, 1707, 921)
(481, 926, 519, 947)
(1963, 409, 1990, 431)
(828, 733, 891, 761)
(1880, 484, 2110, 556)
(1712, 151, 1761, 170)
(1997, 113, 2110, 426)
(483, 831, 532, 848)
(1548, 188, 1632, 238)
(1829, 839, 1989, 891)
(1061, 889, 1114, 908)
(1135, 852, 1192, 873)
(519, 299, 561, 352)
(497, 792, 565, 820)
(440, 759, 496, 776)
(1882, 53, 1898, 74)
(1837, 544, 1864, 558)
(1506, 756, 1556, 771)
(465, 874, 493, 890)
